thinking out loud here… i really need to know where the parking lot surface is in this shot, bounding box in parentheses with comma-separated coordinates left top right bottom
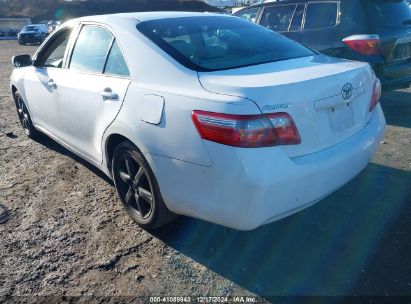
(0, 41, 410, 300)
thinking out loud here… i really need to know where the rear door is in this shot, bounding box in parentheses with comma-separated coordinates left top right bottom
(366, 0, 411, 80)
(299, 1, 340, 54)
(288, 3, 306, 39)
(235, 6, 262, 23)
(54, 24, 131, 163)
(258, 3, 303, 42)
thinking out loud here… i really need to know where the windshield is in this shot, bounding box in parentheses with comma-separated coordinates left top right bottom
(137, 16, 314, 72)
(25, 25, 39, 32)
(368, 0, 411, 27)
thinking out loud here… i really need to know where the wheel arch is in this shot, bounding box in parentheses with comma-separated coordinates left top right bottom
(105, 133, 147, 175)
(11, 85, 18, 99)
(105, 133, 130, 173)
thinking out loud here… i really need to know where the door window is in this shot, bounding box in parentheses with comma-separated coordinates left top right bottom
(304, 2, 338, 30)
(235, 7, 260, 23)
(260, 5, 297, 32)
(36, 28, 71, 68)
(70, 25, 114, 73)
(104, 40, 130, 77)
(290, 4, 305, 31)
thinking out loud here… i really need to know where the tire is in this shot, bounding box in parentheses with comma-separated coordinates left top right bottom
(14, 92, 38, 139)
(112, 141, 177, 230)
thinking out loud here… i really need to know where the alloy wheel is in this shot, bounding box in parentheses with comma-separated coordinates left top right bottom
(16, 96, 31, 136)
(116, 155, 154, 220)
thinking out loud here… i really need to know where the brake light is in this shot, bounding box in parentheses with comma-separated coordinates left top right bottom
(192, 110, 301, 148)
(342, 35, 381, 56)
(370, 78, 382, 112)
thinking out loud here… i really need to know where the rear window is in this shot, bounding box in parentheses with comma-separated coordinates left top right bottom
(235, 7, 260, 23)
(304, 2, 339, 30)
(367, 0, 411, 27)
(290, 4, 305, 31)
(137, 16, 314, 72)
(260, 5, 297, 32)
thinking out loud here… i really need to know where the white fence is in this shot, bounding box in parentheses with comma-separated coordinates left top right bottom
(0, 18, 31, 40)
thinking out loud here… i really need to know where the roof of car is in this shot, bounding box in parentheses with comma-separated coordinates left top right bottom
(236, 0, 355, 11)
(75, 11, 229, 23)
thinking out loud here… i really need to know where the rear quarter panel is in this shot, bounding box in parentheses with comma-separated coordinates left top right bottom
(104, 82, 260, 167)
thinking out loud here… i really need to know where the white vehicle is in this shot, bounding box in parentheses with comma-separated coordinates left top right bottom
(10, 12, 385, 230)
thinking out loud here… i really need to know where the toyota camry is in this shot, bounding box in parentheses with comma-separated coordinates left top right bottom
(10, 12, 386, 230)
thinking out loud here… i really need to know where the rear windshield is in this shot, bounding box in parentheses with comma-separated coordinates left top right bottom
(137, 16, 314, 72)
(368, 0, 411, 27)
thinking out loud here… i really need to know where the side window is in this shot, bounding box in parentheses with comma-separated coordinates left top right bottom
(235, 7, 260, 23)
(70, 25, 113, 73)
(104, 40, 130, 77)
(340, 1, 367, 30)
(290, 4, 305, 31)
(260, 5, 297, 32)
(37, 28, 71, 68)
(304, 2, 338, 30)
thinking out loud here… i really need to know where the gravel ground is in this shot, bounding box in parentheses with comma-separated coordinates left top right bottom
(0, 41, 410, 302)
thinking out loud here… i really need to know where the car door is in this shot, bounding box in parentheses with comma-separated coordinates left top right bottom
(53, 24, 131, 164)
(235, 6, 262, 23)
(288, 4, 306, 43)
(300, 1, 340, 54)
(258, 4, 302, 43)
(23, 26, 73, 135)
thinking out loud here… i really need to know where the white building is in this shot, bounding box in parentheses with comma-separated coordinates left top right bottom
(0, 18, 31, 30)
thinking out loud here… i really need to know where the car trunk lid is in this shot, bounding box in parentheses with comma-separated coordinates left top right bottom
(198, 55, 375, 158)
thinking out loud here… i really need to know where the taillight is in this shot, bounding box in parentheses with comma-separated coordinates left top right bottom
(370, 78, 382, 112)
(191, 110, 301, 148)
(342, 35, 381, 56)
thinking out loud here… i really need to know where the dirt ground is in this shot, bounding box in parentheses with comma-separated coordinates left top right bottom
(0, 41, 410, 302)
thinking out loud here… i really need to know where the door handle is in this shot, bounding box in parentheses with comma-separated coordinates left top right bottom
(47, 79, 57, 90)
(99, 88, 119, 101)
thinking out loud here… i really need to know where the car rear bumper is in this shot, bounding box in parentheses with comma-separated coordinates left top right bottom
(148, 105, 386, 230)
(372, 62, 411, 90)
(379, 74, 411, 90)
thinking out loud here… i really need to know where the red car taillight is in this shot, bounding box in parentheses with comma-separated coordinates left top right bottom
(342, 35, 381, 56)
(192, 110, 301, 148)
(370, 78, 382, 112)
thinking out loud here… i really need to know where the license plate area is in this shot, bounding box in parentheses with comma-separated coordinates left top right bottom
(390, 42, 411, 62)
(317, 102, 355, 141)
(315, 88, 367, 142)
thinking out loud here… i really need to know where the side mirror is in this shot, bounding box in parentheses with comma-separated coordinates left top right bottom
(12, 54, 32, 68)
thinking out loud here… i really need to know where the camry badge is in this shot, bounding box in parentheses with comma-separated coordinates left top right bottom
(342, 83, 354, 100)
(262, 103, 292, 112)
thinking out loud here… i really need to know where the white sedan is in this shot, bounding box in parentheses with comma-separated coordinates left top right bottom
(10, 12, 386, 230)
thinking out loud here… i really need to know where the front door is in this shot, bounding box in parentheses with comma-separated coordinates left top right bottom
(23, 27, 73, 135)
